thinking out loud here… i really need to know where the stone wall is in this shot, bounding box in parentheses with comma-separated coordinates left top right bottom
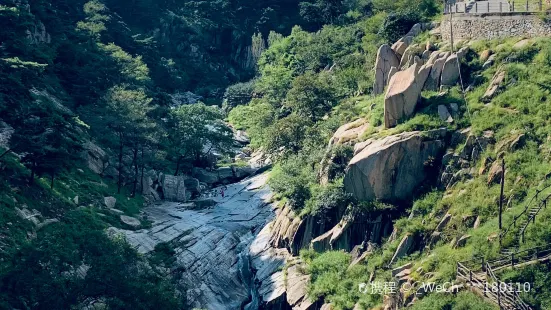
(441, 13, 551, 41)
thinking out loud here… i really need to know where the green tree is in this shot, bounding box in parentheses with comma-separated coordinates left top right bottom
(285, 72, 336, 122)
(103, 85, 154, 193)
(167, 103, 233, 175)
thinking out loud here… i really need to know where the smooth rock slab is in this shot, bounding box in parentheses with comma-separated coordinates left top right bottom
(111, 173, 276, 309)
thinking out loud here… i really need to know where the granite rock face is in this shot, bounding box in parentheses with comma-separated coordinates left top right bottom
(110, 174, 286, 309)
(343, 130, 447, 202)
(384, 61, 432, 128)
(373, 44, 401, 95)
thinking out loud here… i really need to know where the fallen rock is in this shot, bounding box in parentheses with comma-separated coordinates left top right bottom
(234, 130, 250, 144)
(390, 234, 415, 265)
(513, 39, 532, 49)
(120, 215, 140, 228)
(161, 175, 187, 202)
(373, 44, 401, 95)
(384, 62, 432, 128)
(480, 49, 492, 62)
(435, 213, 452, 232)
(473, 216, 481, 229)
(286, 264, 311, 307)
(327, 118, 369, 148)
(487, 160, 504, 185)
(392, 262, 413, 277)
(424, 52, 449, 91)
(104, 196, 117, 209)
(482, 54, 496, 69)
(440, 54, 460, 86)
(454, 234, 471, 248)
(192, 198, 217, 209)
(437, 105, 453, 123)
(193, 168, 219, 184)
(343, 130, 446, 202)
(482, 70, 506, 103)
(392, 38, 412, 58)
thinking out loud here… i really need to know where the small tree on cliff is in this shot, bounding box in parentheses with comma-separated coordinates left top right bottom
(103, 85, 154, 194)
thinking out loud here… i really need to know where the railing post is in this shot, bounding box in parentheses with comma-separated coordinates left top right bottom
(526, 0, 529, 11)
(498, 285, 502, 309)
(540, 0, 543, 11)
(500, 2, 503, 11)
(511, 253, 515, 268)
(470, 270, 473, 286)
(475, 2, 478, 12)
(487, 1, 490, 12)
(456, 3, 458, 12)
(512, 1, 515, 11)
(464, 2, 467, 12)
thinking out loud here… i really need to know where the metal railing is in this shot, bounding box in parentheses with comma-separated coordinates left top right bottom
(500, 183, 551, 244)
(444, 0, 547, 14)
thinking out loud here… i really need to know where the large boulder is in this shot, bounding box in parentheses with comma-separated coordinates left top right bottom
(327, 118, 369, 148)
(373, 44, 400, 95)
(384, 61, 432, 128)
(161, 175, 187, 202)
(440, 54, 460, 86)
(82, 141, 109, 175)
(389, 234, 416, 265)
(343, 130, 446, 202)
(424, 52, 449, 91)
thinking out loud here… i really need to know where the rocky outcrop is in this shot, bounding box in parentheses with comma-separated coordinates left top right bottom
(269, 204, 343, 255)
(384, 61, 432, 128)
(344, 130, 447, 202)
(440, 54, 460, 86)
(112, 173, 277, 309)
(424, 52, 450, 91)
(481, 70, 506, 102)
(161, 175, 188, 202)
(104, 196, 117, 209)
(319, 118, 369, 184)
(373, 45, 400, 95)
(389, 234, 416, 265)
(82, 141, 110, 176)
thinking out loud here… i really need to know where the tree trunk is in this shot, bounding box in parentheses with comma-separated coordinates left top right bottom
(131, 147, 138, 197)
(174, 155, 182, 176)
(0, 149, 11, 159)
(29, 161, 36, 183)
(117, 132, 124, 194)
(50, 171, 55, 189)
(140, 147, 145, 195)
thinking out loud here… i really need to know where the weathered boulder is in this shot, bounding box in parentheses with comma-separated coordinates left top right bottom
(311, 216, 353, 252)
(344, 130, 446, 202)
(328, 118, 369, 148)
(373, 44, 401, 95)
(487, 160, 504, 185)
(481, 70, 506, 103)
(391, 38, 412, 58)
(424, 52, 449, 91)
(193, 198, 217, 209)
(438, 105, 453, 123)
(193, 168, 219, 184)
(184, 178, 201, 194)
(82, 141, 109, 175)
(390, 234, 416, 265)
(440, 54, 460, 86)
(319, 119, 369, 184)
(161, 175, 187, 202)
(454, 234, 471, 248)
(482, 54, 496, 69)
(384, 62, 432, 128)
(104, 196, 116, 209)
(120, 215, 140, 228)
(286, 264, 312, 308)
(435, 213, 452, 232)
(234, 130, 250, 144)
